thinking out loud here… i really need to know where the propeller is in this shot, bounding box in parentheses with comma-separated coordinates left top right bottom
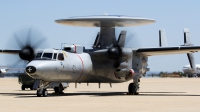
(107, 30, 125, 60)
(5, 27, 50, 66)
(106, 28, 142, 71)
(107, 29, 142, 60)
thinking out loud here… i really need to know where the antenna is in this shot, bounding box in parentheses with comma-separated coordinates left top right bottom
(61, 43, 67, 50)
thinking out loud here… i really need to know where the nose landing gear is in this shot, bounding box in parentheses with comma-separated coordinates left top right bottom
(36, 81, 50, 97)
(37, 88, 48, 97)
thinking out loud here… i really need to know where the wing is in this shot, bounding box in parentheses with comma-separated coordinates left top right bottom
(0, 67, 24, 74)
(135, 46, 200, 56)
(0, 65, 25, 74)
(0, 49, 20, 54)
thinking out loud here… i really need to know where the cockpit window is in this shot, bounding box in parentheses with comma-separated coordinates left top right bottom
(58, 53, 64, 60)
(42, 53, 53, 59)
(35, 53, 42, 58)
(53, 53, 57, 59)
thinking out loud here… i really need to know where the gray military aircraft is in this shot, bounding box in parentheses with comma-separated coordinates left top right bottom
(1, 15, 200, 97)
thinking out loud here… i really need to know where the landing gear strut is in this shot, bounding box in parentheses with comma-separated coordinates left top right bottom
(36, 81, 50, 97)
(37, 88, 48, 97)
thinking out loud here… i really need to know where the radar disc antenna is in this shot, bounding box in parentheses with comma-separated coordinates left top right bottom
(55, 15, 155, 27)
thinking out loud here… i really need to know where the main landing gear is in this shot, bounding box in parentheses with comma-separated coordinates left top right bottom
(53, 83, 64, 94)
(128, 83, 139, 95)
(127, 76, 140, 95)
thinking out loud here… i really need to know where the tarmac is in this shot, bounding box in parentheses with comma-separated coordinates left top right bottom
(1, 78, 200, 112)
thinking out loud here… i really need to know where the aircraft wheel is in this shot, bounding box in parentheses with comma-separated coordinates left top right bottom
(21, 85, 25, 90)
(30, 86, 33, 90)
(128, 83, 139, 95)
(58, 84, 64, 94)
(37, 90, 42, 97)
(42, 89, 48, 97)
(54, 84, 64, 94)
(54, 87, 59, 94)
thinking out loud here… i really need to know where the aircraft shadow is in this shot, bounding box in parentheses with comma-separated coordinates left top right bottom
(0, 91, 200, 98)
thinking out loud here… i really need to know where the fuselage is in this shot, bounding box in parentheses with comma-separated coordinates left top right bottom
(26, 48, 132, 83)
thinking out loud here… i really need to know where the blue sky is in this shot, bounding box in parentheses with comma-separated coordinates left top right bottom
(1, 0, 200, 71)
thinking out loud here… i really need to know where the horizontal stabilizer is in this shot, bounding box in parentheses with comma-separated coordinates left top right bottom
(135, 46, 200, 56)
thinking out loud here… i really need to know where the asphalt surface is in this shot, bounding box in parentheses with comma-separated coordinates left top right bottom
(1, 78, 200, 112)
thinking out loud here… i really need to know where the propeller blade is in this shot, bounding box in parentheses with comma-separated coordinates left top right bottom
(117, 30, 127, 47)
(32, 37, 47, 49)
(115, 28, 142, 48)
(14, 33, 24, 49)
(26, 28, 32, 47)
(125, 32, 142, 48)
(5, 27, 50, 63)
(13, 59, 23, 66)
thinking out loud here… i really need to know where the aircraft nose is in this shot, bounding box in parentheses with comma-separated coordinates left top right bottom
(26, 66, 36, 74)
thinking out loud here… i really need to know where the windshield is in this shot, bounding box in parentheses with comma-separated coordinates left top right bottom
(34, 52, 60, 60)
(42, 53, 53, 59)
(35, 53, 42, 58)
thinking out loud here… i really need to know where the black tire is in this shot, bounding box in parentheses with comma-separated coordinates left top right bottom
(54, 87, 59, 93)
(54, 84, 64, 94)
(58, 84, 64, 94)
(30, 86, 33, 90)
(128, 83, 138, 95)
(37, 90, 41, 97)
(128, 83, 134, 93)
(21, 85, 25, 90)
(42, 89, 48, 97)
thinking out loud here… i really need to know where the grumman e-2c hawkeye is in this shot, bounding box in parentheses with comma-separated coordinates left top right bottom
(2, 15, 200, 97)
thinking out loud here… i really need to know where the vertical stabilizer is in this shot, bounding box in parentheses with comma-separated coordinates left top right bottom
(159, 29, 168, 47)
(184, 28, 192, 45)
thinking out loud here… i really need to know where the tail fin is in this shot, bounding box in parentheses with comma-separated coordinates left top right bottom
(184, 28, 192, 45)
(159, 29, 168, 47)
(183, 28, 196, 73)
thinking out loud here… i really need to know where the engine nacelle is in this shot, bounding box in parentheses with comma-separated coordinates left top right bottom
(114, 61, 128, 69)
